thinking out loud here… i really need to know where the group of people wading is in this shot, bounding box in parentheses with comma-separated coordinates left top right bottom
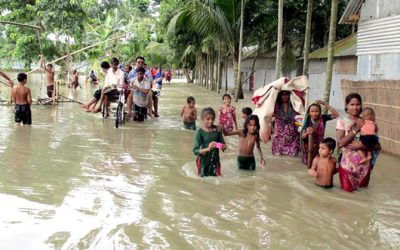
(187, 88, 381, 193)
(78, 56, 163, 120)
(1, 60, 381, 193)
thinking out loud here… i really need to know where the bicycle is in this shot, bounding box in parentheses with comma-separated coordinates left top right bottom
(101, 87, 127, 128)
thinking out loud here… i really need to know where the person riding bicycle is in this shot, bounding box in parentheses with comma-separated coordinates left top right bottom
(103, 57, 125, 117)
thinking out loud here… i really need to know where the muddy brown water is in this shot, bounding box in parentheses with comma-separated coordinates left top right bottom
(0, 74, 399, 249)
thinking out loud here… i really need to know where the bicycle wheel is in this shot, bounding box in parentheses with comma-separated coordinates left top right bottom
(115, 102, 122, 128)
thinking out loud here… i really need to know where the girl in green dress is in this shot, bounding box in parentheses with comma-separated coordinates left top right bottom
(193, 107, 227, 177)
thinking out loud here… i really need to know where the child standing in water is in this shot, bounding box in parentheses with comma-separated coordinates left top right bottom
(308, 138, 337, 188)
(301, 100, 339, 166)
(181, 96, 197, 130)
(357, 107, 381, 163)
(193, 107, 227, 177)
(226, 115, 265, 170)
(12, 73, 32, 125)
(218, 94, 238, 134)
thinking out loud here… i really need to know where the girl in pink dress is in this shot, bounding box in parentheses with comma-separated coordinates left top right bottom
(218, 94, 238, 134)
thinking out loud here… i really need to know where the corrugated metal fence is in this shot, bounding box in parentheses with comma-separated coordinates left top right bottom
(342, 79, 400, 157)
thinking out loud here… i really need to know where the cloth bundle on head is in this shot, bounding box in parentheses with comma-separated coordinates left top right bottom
(251, 76, 309, 143)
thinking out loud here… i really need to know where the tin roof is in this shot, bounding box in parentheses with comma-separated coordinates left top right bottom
(308, 34, 357, 59)
(339, 0, 365, 24)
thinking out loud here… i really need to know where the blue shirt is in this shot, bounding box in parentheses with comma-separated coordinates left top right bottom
(127, 68, 153, 83)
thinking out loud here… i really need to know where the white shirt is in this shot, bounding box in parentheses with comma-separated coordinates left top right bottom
(104, 68, 124, 88)
(133, 78, 151, 107)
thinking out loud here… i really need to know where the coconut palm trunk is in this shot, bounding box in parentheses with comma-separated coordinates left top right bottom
(303, 0, 313, 76)
(323, 0, 338, 114)
(275, 0, 284, 79)
(234, 0, 245, 101)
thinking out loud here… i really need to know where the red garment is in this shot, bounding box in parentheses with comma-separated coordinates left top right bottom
(339, 166, 371, 192)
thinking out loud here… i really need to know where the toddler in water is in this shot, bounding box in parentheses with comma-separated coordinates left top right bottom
(193, 107, 227, 177)
(225, 115, 265, 170)
(181, 96, 197, 130)
(308, 137, 337, 188)
(218, 94, 238, 135)
(357, 107, 381, 163)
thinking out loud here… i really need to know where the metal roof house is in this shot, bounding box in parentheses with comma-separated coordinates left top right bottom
(340, 0, 400, 157)
(340, 0, 400, 80)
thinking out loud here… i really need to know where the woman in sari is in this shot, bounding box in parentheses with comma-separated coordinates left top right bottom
(336, 93, 374, 192)
(271, 91, 300, 156)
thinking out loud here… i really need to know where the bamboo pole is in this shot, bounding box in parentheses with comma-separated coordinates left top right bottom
(12, 35, 124, 80)
(0, 21, 42, 31)
(308, 134, 314, 168)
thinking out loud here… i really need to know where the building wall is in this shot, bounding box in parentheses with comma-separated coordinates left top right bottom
(308, 58, 358, 110)
(357, 2, 400, 81)
(360, 0, 400, 20)
(224, 58, 297, 91)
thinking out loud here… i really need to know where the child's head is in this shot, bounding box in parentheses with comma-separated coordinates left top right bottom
(111, 57, 119, 70)
(201, 107, 216, 128)
(17, 73, 27, 84)
(47, 64, 53, 70)
(277, 91, 290, 104)
(73, 69, 77, 74)
(241, 107, 252, 120)
(362, 107, 375, 121)
(100, 61, 110, 72)
(319, 137, 336, 157)
(244, 115, 260, 136)
(222, 94, 231, 106)
(307, 103, 322, 121)
(187, 96, 195, 107)
(135, 66, 146, 80)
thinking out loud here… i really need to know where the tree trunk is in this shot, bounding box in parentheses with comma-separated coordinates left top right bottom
(234, 0, 245, 101)
(224, 55, 228, 93)
(303, 0, 313, 76)
(323, 0, 338, 114)
(217, 48, 223, 94)
(275, 0, 284, 79)
(184, 68, 193, 83)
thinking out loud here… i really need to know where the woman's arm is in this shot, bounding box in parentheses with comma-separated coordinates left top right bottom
(316, 100, 339, 119)
(337, 118, 365, 148)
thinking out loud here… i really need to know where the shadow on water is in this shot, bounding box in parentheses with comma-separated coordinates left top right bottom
(0, 79, 399, 249)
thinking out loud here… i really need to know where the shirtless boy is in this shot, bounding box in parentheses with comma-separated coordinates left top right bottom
(181, 96, 197, 130)
(40, 56, 55, 98)
(70, 69, 79, 89)
(12, 73, 32, 125)
(308, 137, 338, 188)
(226, 115, 265, 170)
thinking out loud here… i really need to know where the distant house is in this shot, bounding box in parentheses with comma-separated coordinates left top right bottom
(224, 46, 297, 92)
(303, 34, 358, 110)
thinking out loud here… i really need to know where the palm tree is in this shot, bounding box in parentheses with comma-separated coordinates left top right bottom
(168, 0, 245, 99)
(275, 0, 284, 79)
(303, 0, 313, 76)
(323, 0, 338, 113)
(234, 0, 245, 101)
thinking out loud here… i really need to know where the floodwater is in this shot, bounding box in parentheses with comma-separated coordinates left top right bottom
(0, 75, 400, 249)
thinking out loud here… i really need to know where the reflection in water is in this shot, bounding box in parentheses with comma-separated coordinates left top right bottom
(0, 80, 399, 249)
